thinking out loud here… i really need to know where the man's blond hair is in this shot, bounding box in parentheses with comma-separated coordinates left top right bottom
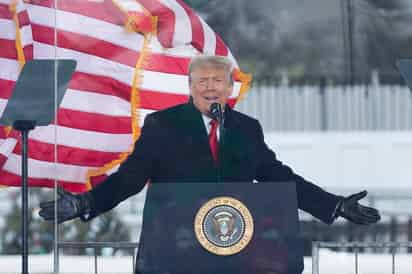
(188, 55, 234, 86)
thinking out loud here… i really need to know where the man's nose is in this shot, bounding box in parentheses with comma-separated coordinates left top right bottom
(205, 78, 216, 89)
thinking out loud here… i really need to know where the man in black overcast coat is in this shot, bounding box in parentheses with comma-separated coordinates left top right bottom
(40, 55, 380, 272)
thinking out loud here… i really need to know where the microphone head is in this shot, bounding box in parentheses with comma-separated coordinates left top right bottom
(210, 103, 221, 120)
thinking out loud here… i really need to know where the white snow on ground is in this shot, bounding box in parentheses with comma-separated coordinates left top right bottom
(0, 250, 411, 274)
(304, 249, 412, 274)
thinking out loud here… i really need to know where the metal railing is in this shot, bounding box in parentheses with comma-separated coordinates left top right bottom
(312, 241, 412, 274)
(57, 241, 139, 274)
(56, 240, 412, 274)
(236, 84, 412, 132)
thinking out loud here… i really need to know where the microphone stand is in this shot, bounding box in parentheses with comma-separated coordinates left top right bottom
(13, 120, 36, 274)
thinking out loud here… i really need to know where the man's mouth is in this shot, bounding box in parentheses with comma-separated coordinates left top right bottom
(204, 96, 219, 101)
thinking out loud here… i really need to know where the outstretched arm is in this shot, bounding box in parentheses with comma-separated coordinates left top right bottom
(254, 122, 380, 225)
(39, 114, 160, 223)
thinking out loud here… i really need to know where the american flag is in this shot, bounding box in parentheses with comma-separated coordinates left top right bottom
(0, 0, 251, 192)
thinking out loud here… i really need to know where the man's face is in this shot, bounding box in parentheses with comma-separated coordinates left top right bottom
(190, 65, 233, 116)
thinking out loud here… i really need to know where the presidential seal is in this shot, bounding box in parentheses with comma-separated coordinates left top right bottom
(194, 196, 254, 256)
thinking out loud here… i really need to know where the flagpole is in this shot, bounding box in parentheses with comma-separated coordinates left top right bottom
(14, 120, 36, 274)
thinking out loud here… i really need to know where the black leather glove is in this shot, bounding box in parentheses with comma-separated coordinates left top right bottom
(338, 190, 380, 225)
(39, 187, 92, 224)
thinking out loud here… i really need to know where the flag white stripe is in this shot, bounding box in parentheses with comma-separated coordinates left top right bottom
(4, 153, 94, 182)
(27, 4, 145, 51)
(140, 70, 241, 98)
(0, 98, 8, 117)
(158, 0, 192, 47)
(149, 38, 197, 57)
(11, 0, 26, 13)
(19, 25, 33, 47)
(34, 42, 135, 85)
(0, 19, 16, 40)
(0, 138, 17, 157)
(232, 83, 241, 97)
(29, 125, 133, 152)
(199, 17, 216, 55)
(227, 51, 239, 69)
(140, 70, 189, 95)
(160, 44, 198, 58)
(62, 89, 131, 117)
(138, 108, 155, 126)
(0, 58, 19, 81)
(117, 0, 144, 12)
(0, 21, 32, 47)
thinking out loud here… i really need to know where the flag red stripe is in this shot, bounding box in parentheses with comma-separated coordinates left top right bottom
(0, 170, 90, 193)
(57, 29, 139, 67)
(215, 34, 228, 56)
(89, 173, 108, 188)
(0, 79, 15, 99)
(0, 39, 18, 59)
(31, 24, 53, 44)
(32, 24, 139, 68)
(0, 129, 8, 139)
(12, 139, 122, 167)
(57, 108, 132, 134)
(29, 0, 124, 26)
(144, 53, 190, 75)
(140, 89, 188, 110)
(139, 91, 236, 110)
(18, 10, 30, 27)
(0, 4, 30, 25)
(24, 44, 33, 60)
(69, 72, 131, 102)
(0, 3, 11, 19)
(139, 0, 175, 48)
(176, 0, 204, 52)
(0, 43, 34, 61)
(228, 98, 236, 107)
(0, 154, 7, 169)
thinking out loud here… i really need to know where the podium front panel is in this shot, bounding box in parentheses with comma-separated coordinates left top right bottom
(136, 182, 303, 274)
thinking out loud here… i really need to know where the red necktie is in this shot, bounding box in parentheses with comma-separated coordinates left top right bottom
(209, 119, 219, 163)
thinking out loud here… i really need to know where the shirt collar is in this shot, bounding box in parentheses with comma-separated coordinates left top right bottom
(202, 114, 213, 132)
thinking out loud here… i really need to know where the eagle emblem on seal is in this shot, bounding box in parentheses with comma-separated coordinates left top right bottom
(194, 197, 254, 256)
(212, 211, 238, 242)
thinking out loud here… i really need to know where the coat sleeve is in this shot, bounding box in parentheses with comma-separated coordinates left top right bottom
(254, 121, 341, 224)
(85, 114, 159, 219)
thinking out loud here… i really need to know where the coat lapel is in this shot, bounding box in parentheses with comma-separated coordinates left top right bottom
(179, 103, 215, 166)
(220, 107, 250, 166)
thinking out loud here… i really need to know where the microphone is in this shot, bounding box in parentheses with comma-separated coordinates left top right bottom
(209, 102, 225, 181)
(210, 103, 224, 127)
